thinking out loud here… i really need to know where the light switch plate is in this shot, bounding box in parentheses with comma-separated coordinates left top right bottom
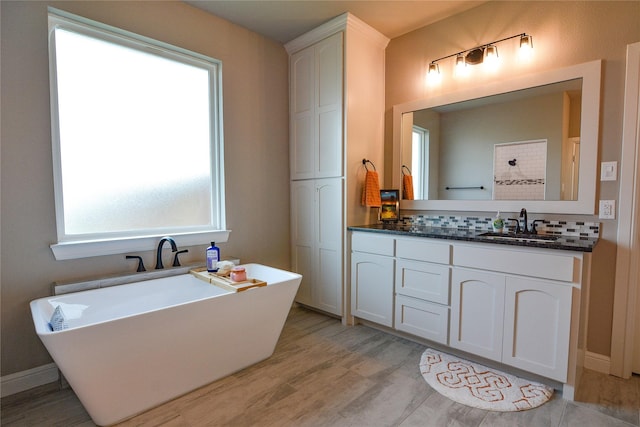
(601, 161, 618, 181)
(599, 200, 616, 219)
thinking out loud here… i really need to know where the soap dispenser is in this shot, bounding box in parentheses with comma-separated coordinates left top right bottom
(492, 211, 504, 233)
(206, 242, 220, 272)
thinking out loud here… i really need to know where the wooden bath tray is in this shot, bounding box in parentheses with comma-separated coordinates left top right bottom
(190, 268, 267, 292)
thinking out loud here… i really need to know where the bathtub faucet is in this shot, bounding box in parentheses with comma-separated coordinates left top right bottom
(155, 236, 178, 269)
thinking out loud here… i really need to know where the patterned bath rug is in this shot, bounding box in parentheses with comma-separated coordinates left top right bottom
(419, 348, 553, 411)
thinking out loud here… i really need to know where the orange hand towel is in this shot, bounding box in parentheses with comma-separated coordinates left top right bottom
(403, 174, 414, 200)
(361, 170, 381, 207)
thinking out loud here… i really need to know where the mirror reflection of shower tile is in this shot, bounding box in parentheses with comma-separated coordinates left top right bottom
(493, 139, 547, 200)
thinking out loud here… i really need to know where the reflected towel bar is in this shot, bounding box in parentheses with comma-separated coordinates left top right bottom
(445, 186, 485, 190)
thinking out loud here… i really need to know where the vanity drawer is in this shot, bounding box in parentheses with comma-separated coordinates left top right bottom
(395, 259, 450, 304)
(396, 237, 451, 264)
(395, 294, 449, 344)
(453, 244, 578, 282)
(351, 232, 394, 256)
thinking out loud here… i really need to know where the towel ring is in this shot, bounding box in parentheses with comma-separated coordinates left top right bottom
(362, 158, 376, 171)
(402, 165, 412, 175)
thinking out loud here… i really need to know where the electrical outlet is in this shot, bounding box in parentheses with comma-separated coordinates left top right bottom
(599, 200, 616, 219)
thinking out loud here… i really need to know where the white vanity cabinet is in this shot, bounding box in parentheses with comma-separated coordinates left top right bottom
(348, 229, 593, 398)
(451, 243, 578, 382)
(287, 14, 388, 318)
(351, 232, 395, 326)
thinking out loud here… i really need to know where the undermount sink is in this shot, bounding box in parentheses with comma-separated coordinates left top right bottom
(479, 232, 560, 244)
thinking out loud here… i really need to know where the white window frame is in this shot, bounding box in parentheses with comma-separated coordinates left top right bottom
(412, 126, 429, 200)
(47, 8, 228, 260)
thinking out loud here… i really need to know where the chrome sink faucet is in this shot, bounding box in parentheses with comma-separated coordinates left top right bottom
(519, 208, 529, 234)
(155, 236, 178, 269)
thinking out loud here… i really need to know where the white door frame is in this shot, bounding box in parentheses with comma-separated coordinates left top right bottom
(611, 41, 640, 378)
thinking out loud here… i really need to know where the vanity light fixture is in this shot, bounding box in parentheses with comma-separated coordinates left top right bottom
(427, 33, 533, 80)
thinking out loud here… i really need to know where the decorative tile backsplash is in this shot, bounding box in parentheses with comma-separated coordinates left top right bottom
(400, 214, 600, 238)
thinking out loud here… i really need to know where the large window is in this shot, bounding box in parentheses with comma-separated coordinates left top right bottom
(48, 9, 226, 259)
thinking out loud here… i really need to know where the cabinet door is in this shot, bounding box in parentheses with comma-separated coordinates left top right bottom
(503, 277, 572, 381)
(351, 252, 394, 327)
(315, 32, 343, 179)
(314, 178, 343, 315)
(290, 180, 315, 306)
(290, 47, 315, 180)
(450, 269, 505, 361)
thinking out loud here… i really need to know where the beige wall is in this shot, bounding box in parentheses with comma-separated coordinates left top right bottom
(385, 1, 640, 356)
(1, 1, 289, 376)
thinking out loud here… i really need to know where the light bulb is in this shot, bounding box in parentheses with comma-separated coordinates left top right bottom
(485, 45, 498, 60)
(427, 62, 441, 84)
(455, 54, 468, 77)
(484, 45, 499, 70)
(519, 34, 533, 60)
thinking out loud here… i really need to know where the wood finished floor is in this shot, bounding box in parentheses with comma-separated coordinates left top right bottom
(2, 305, 640, 426)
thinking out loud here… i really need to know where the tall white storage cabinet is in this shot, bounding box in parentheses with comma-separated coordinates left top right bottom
(286, 13, 389, 318)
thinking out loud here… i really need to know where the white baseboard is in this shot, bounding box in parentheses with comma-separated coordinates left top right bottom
(584, 351, 610, 374)
(1, 363, 59, 397)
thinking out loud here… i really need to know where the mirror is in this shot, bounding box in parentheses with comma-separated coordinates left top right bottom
(403, 79, 582, 201)
(392, 60, 602, 214)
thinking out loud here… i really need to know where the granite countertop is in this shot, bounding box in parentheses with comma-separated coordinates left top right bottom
(347, 223, 598, 252)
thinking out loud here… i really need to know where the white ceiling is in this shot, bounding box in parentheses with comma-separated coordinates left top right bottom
(183, 1, 484, 44)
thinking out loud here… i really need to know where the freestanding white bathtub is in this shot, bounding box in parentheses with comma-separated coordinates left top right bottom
(30, 263, 301, 426)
